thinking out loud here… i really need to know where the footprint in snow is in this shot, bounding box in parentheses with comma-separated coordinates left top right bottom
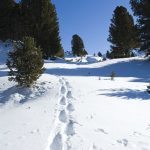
(65, 81, 71, 89)
(66, 91, 73, 99)
(66, 120, 75, 136)
(59, 79, 63, 84)
(116, 139, 128, 147)
(89, 144, 102, 150)
(60, 86, 66, 94)
(59, 110, 67, 123)
(59, 96, 66, 105)
(67, 103, 75, 112)
(146, 124, 150, 130)
(94, 128, 108, 135)
(3, 131, 10, 135)
(50, 132, 63, 150)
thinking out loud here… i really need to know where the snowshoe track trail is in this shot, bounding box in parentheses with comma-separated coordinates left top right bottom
(49, 77, 76, 150)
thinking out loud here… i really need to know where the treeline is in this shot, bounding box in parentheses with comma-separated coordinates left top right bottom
(107, 0, 150, 59)
(1, 0, 149, 60)
(0, 0, 64, 59)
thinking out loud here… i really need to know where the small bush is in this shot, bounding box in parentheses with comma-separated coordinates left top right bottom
(110, 71, 116, 80)
(147, 83, 150, 94)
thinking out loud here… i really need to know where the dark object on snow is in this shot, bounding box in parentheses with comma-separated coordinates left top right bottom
(147, 84, 150, 94)
(50, 57, 56, 60)
(110, 71, 116, 81)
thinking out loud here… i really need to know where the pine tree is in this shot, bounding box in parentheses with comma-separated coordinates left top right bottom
(108, 6, 140, 58)
(20, 0, 64, 59)
(71, 34, 87, 56)
(106, 50, 111, 59)
(97, 51, 102, 57)
(82, 49, 88, 56)
(6, 36, 44, 87)
(0, 0, 16, 41)
(130, 0, 150, 55)
(11, 3, 23, 40)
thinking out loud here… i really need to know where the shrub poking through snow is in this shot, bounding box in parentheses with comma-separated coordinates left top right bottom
(6, 36, 44, 87)
(147, 83, 150, 94)
(110, 71, 116, 81)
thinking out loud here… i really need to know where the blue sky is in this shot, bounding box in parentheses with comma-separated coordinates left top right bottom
(17, 0, 133, 54)
(52, 0, 133, 54)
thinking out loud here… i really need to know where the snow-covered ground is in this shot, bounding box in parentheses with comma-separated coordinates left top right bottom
(64, 54, 103, 63)
(0, 45, 150, 150)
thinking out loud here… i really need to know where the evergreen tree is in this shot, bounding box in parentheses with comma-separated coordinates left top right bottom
(0, 0, 16, 41)
(6, 36, 44, 87)
(82, 49, 88, 56)
(130, 0, 150, 55)
(20, 0, 64, 58)
(71, 34, 87, 56)
(97, 51, 102, 57)
(108, 6, 140, 58)
(10, 3, 23, 40)
(106, 50, 111, 58)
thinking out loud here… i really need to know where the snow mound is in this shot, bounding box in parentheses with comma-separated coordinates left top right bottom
(0, 80, 52, 106)
(86, 56, 103, 63)
(65, 55, 103, 64)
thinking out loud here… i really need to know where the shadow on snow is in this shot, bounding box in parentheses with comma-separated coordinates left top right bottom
(99, 89, 150, 100)
(0, 83, 47, 105)
(45, 59, 150, 82)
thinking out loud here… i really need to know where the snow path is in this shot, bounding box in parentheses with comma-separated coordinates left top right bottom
(48, 78, 76, 150)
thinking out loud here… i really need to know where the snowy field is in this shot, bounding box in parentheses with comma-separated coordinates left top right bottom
(0, 44, 150, 150)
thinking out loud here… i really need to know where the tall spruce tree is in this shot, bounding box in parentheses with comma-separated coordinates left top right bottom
(20, 0, 64, 58)
(130, 0, 150, 55)
(106, 50, 111, 59)
(98, 51, 102, 57)
(108, 6, 139, 58)
(11, 3, 23, 40)
(71, 34, 87, 56)
(0, 0, 16, 41)
(6, 36, 44, 87)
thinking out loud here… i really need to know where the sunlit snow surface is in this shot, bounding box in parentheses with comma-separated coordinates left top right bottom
(0, 44, 150, 150)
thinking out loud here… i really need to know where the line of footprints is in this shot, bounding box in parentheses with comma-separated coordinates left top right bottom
(50, 78, 75, 150)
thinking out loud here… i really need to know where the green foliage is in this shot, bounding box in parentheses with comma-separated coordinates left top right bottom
(0, 0, 15, 41)
(71, 34, 87, 56)
(130, 0, 150, 55)
(6, 36, 44, 87)
(106, 50, 111, 59)
(81, 49, 88, 56)
(0, 0, 64, 58)
(108, 6, 140, 58)
(56, 48, 65, 58)
(131, 52, 135, 57)
(97, 51, 102, 57)
(20, 0, 64, 59)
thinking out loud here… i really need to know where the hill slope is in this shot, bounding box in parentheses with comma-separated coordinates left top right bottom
(0, 45, 150, 150)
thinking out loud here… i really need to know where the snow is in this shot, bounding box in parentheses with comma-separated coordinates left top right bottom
(0, 43, 150, 150)
(65, 55, 103, 64)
